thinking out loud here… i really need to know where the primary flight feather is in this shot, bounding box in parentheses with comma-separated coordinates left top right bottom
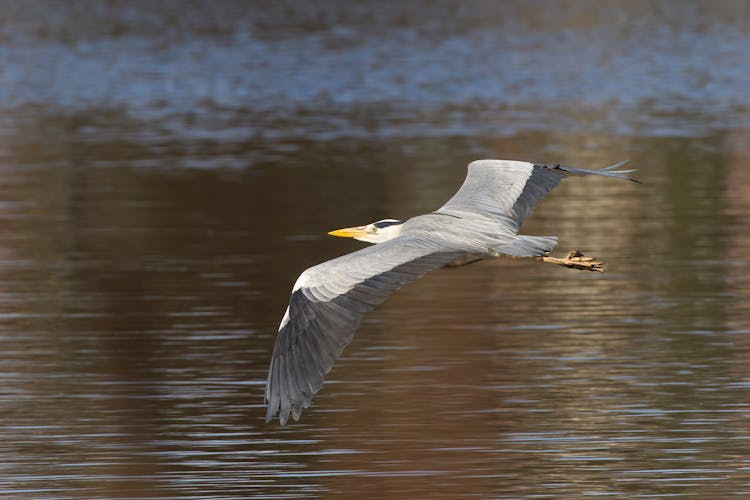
(265, 159, 637, 424)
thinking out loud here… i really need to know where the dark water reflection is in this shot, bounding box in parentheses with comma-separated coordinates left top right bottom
(3, 1, 750, 498)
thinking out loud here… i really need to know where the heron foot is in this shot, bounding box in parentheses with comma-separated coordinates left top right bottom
(539, 249, 604, 272)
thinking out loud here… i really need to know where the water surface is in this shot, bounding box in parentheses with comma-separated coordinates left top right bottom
(2, 1, 750, 498)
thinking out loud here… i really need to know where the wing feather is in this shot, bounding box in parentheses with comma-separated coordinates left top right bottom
(266, 236, 463, 424)
(439, 159, 636, 231)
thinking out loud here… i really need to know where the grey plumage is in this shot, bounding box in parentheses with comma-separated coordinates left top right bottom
(266, 159, 637, 424)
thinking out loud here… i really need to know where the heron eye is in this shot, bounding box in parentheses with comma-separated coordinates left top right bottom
(366, 225, 377, 233)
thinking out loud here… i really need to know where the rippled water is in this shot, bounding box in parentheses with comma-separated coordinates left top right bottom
(2, 1, 750, 498)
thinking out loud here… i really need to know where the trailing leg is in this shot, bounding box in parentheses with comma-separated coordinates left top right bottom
(537, 249, 604, 272)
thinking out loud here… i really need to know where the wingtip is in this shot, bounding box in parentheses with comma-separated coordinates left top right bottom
(265, 403, 276, 424)
(266, 403, 289, 425)
(536, 160, 640, 183)
(601, 159, 629, 170)
(601, 159, 641, 183)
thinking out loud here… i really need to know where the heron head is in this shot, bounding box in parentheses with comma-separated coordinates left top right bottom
(328, 218, 403, 244)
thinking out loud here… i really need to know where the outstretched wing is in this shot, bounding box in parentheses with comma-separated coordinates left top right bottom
(266, 236, 463, 425)
(438, 160, 637, 231)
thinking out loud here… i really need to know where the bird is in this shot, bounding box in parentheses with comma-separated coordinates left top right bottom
(265, 159, 638, 424)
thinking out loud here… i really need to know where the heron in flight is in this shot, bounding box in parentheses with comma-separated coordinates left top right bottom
(266, 159, 637, 424)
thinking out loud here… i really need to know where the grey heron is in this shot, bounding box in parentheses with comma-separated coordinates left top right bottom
(266, 159, 637, 424)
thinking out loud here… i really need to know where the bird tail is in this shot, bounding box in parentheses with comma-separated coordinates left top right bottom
(493, 235, 558, 257)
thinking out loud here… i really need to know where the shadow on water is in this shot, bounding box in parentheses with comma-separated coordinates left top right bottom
(2, 1, 750, 498)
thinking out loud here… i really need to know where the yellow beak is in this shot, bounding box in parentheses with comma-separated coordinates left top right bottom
(328, 225, 368, 238)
